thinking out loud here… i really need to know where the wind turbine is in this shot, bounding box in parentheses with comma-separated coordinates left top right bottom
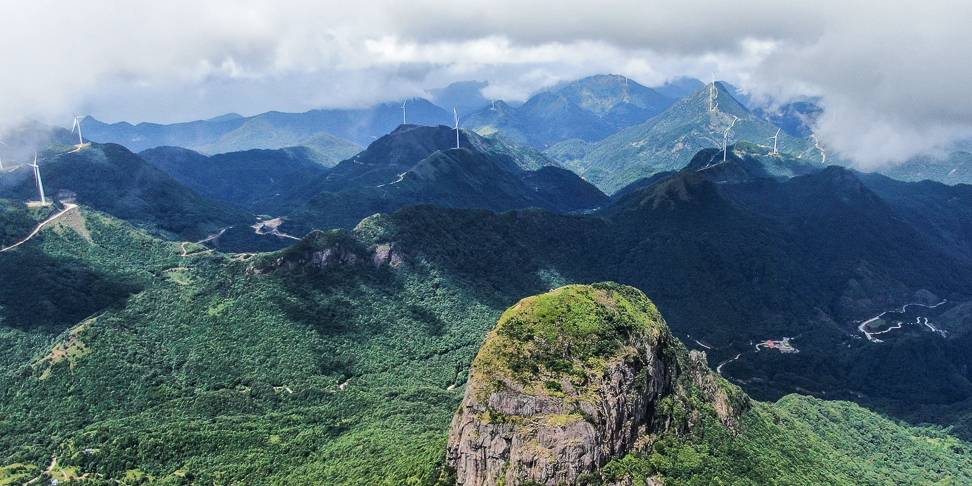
(722, 115, 738, 162)
(453, 107, 460, 149)
(708, 74, 718, 112)
(490, 99, 496, 111)
(401, 99, 407, 125)
(0, 140, 5, 170)
(769, 128, 781, 156)
(29, 152, 46, 205)
(71, 115, 84, 146)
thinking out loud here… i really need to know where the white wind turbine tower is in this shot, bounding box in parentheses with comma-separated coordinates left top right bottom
(401, 99, 407, 125)
(29, 153, 47, 205)
(722, 115, 738, 162)
(71, 115, 85, 146)
(453, 107, 460, 149)
(0, 140, 6, 170)
(708, 75, 718, 112)
(769, 128, 781, 156)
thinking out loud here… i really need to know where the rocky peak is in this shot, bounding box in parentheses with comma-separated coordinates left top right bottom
(444, 283, 747, 485)
(247, 229, 403, 274)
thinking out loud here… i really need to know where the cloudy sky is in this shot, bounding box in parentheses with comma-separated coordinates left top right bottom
(1, 0, 970, 168)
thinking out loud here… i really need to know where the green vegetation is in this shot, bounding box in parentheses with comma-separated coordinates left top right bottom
(480, 284, 665, 387)
(2, 152, 972, 483)
(282, 125, 607, 233)
(459, 283, 972, 485)
(0, 463, 36, 485)
(0, 198, 42, 247)
(603, 396, 972, 485)
(139, 146, 331, 212)
(0, 206, 504, 483)
(559, 82, 819, 193)
(0, 144, 247, 240)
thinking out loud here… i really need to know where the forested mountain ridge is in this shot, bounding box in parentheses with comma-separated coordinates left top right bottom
(557, 81, 820, 193)
(271, 124, 608, 233)
(0, 143, 247, 241)
(81, 98, 449, 153)
(139, 145, 331, 212)
(464, 74, 675, 148)
(1, 196, 971, 484)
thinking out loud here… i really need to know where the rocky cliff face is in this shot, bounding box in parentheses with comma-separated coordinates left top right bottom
(247, 227, 404, 275)
(444, 283, 747, 486)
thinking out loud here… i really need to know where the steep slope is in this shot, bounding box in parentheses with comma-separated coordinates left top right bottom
(445, 283, 747, 485)
(882, 150, 972, 185)
(82, 98, 448, 152)
(0, 143, 245, 240)
(858, 171, 972, 263)
(0, 205, 177, 332)
(283, 125, 606, 232)
(567, 81, 818, 193)
(139, 145, 330, 212)
(444, 283, 972, 485)
(465, 75, 674, 148)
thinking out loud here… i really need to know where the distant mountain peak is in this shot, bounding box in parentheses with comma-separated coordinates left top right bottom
(553, 74, 671, 115)
(206, 113, 244, 122)
(692, 81, 751, 118)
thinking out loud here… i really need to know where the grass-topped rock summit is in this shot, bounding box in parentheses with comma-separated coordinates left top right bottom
(445, 283, 747, 485)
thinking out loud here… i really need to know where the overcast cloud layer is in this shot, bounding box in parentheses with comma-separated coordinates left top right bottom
(2, 0, 971, 169)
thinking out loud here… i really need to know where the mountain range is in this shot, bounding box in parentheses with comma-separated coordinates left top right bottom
(553, 81, 821, 193)
(464, 74, 676, 149)
(4, 71, 972, 485)
(3, 152, 972, 482)
(54, 75, 972, 192)
(881, 150, 972, 185)
(81, 98, 453, 158)
(139, 124, 607, 234)
(0, 143, 245, 240)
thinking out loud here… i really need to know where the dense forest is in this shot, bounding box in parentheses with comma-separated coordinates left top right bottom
(0, 198, 970, 483)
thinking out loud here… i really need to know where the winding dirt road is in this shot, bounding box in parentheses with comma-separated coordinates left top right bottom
(857, 300, 948, 342)
(0, 203, 78, 253)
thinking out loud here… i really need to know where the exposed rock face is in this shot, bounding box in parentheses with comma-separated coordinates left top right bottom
(448, 349, 674, 484)
(247, 230, 402, 275)
(446, 284, 698, 485)
(371, 242, 403, 268)
(445, 283, 748, 485)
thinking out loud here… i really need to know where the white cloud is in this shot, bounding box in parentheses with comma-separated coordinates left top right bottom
(1, 0, 970, 168)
